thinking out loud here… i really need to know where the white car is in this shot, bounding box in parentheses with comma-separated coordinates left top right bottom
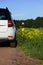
(0, 8, 17, 47)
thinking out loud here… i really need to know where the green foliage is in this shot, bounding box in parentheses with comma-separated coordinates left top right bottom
(17, 28, 43, 60)
(14, 17, 43, 28)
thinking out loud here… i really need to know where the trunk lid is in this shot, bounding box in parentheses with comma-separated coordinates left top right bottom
(0, 20, 8, 32)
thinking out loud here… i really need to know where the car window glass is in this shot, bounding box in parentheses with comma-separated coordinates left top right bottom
(0, 15, 6, 19)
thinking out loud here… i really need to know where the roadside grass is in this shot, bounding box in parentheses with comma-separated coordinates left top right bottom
(17, 28, 43, 60)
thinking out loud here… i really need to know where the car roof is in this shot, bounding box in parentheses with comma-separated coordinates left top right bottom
(0, 8, 10, 13)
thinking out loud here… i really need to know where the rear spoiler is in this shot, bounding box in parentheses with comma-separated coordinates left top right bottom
(6, 7, 11, 15)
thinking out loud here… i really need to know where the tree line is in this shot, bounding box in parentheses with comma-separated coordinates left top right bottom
(14, 17, 43, 28)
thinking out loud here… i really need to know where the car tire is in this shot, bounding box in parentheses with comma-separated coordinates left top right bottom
(10, 34, 17, 47)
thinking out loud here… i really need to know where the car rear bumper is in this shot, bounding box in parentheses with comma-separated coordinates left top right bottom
(0, 38, 15, 42)
(0, 27, 16, 42)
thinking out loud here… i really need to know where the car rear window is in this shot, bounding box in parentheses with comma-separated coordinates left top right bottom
(0, 9, 11, 20)
(0, 15, 7, 19)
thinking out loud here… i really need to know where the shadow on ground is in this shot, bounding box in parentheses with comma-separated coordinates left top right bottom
(0, 41, 10, 47)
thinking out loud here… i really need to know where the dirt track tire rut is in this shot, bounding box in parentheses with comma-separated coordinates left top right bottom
(0, 47, 40, 65)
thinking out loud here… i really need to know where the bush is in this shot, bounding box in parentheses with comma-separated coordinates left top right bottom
(17, 28, 43, 60)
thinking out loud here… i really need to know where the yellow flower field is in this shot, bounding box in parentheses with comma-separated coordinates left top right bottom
(17, 28, 43, 60)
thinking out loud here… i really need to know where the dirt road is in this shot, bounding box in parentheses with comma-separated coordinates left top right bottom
(0, 45, 41, 65)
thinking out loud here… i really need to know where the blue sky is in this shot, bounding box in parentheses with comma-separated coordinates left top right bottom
(0, 0, 43, 20)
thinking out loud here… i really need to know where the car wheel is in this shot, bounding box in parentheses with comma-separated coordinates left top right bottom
(10, 40, 17, 47)
(10, 34, 17, 47)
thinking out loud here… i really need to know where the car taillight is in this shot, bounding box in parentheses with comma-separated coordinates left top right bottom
(8, 20, 13, 27)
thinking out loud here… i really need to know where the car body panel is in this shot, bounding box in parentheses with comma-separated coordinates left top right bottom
(0, 8, 16, 42)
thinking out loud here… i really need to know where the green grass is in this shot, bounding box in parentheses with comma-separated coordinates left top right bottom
(17, 28, 43, 60)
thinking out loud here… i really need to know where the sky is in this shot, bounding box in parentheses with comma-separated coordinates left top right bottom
(0, 0, 43, 20)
